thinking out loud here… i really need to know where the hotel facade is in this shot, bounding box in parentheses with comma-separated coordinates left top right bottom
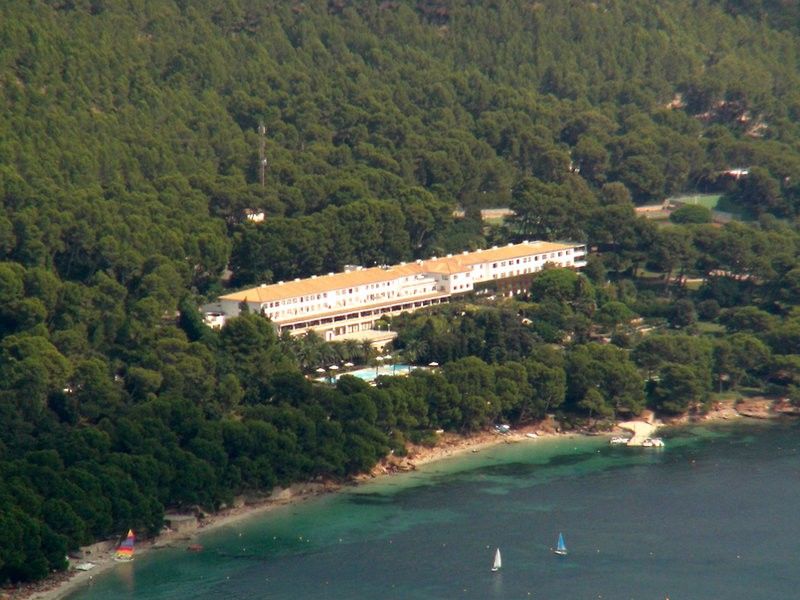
(209, 241, 586, 342)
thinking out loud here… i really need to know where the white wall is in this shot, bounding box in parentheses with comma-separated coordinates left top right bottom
(219, 243, 586, 325)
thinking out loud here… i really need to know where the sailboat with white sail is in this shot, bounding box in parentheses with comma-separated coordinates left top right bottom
(491, 548, 502, 572)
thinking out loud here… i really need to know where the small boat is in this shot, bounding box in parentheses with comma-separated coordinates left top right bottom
(491, 548, 502, 572)
(553, 533, 568, 556)
(114, 529, 135, 562)
(609, 436, 630, 445)
(187, 544, 204, 552)
(642, 437, 665, 448)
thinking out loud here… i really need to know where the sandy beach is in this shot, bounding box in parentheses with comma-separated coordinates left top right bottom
(7, 395, 790, 600)
(5, 422, 568, 600)
(6, 480, 342, 600)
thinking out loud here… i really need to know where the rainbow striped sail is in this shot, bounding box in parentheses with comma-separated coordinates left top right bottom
(114, 529, 135, 562)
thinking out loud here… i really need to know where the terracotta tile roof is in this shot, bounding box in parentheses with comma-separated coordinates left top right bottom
(459, 241, 575, 265)
(219, 241, 580, 304)
(220, 265, 425, 303)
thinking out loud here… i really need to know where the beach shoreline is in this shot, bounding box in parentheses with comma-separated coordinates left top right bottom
(5, 423, 571, 600)
(7, 478, 342, 600)
(7, 395, 792, 600)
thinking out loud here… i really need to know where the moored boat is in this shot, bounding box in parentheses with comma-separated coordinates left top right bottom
(642, 437, 665, 448)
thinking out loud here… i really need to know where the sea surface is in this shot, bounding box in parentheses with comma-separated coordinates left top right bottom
(68, 420, 800, 600)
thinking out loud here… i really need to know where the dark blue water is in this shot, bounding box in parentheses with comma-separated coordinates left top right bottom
(69, 421, 800, 599)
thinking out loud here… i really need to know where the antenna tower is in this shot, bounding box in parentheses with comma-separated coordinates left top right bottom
(258, 122, 267, 188)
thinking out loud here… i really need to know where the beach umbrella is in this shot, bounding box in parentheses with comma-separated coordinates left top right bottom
(329, 365, 339, 371)
(428, 362, 439, 367)
(315, 368, 326, 374)
(344, 362, 355, 368)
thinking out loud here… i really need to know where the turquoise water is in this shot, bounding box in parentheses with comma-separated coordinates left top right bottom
(317, 364, 414, 383)
(69, 420, 799, 599)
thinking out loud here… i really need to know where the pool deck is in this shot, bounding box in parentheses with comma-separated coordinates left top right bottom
(316, 364, 416, 383)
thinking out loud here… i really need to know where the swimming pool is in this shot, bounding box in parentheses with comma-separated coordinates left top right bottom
(317, 364, 415, 383)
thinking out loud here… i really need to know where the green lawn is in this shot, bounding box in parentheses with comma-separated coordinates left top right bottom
(684, 278, 704, 291)
(670, 193, 722, 209)
(695, 321, 725, 334)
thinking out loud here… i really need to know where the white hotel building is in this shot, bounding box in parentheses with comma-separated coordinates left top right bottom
(210, 241, 586, 342)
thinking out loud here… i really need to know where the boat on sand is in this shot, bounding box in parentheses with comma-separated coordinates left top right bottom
(114, 530, 135, 562)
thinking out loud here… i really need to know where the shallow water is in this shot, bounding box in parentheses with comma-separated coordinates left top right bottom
(69, 420, 799, 599)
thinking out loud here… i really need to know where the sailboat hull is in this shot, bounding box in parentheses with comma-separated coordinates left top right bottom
(554, 533, 567, 556)
(115, 529, 136, 562)
(113, 556, 134, 562)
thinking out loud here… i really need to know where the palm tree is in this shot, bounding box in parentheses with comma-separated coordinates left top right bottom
(317, 342, 339, 370)
(359, 340, 375, 364)
(335, 339, 360, 363)
(402, 338, 430, 365)
(286, 331, 328, 372)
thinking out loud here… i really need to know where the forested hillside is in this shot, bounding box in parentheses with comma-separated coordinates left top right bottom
(2, 0, 800, 584)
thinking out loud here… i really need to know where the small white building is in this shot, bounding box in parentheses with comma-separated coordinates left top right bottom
(243, 209, 266, 223)
(201, 307, 227, 329)
(722, 168, 749, 180)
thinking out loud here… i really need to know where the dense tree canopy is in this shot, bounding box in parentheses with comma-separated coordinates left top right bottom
(3, 0, 800, 585)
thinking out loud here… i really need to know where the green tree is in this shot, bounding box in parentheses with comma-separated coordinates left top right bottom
(653, 363, 707, 413)
(670, 204, 712, 224)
